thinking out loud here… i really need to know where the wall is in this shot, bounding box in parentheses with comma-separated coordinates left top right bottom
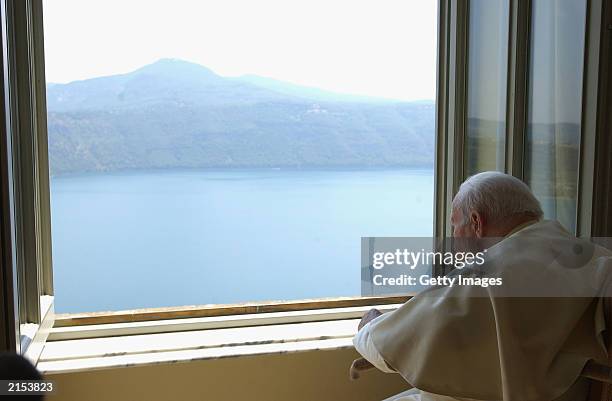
(46, 348, 409, 401)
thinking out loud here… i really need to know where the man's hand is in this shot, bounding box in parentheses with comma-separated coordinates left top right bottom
(349, 357, 375, 380)
(358, 308, 382, 331)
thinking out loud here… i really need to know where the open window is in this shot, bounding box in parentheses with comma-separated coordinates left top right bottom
(3, 0, 442, 358)
(41, 0, 438, 321)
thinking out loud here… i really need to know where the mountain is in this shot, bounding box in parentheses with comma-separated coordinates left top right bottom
(46, 59, 435, 175)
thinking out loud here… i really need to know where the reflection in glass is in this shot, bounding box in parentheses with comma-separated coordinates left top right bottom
(465, 0, 509, 175)
(525, 0, 587, 233)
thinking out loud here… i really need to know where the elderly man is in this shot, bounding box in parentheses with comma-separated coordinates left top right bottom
(353, 171, 612, 401)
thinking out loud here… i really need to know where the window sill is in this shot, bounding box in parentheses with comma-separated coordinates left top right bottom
(49, 303, 403, 341)
(54, 296, 409, 327)
(38, 304, 401, 374)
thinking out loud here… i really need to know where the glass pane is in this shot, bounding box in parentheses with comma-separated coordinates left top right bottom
(465, 0, 509, 175)
(525, 0, 587, 234)
(43, 0, 438, 313)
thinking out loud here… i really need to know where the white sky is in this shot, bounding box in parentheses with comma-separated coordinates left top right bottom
(42, 0, 437, 101)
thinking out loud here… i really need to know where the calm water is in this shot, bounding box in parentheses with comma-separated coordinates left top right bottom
(50, 168, 433, 313)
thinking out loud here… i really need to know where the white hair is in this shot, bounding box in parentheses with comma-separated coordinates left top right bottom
(452, 171, 543, 225)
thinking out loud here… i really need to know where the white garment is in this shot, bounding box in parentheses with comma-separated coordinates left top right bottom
(353, 319, 474, 401)
(354, 317, 589, 401)
(352, 319, 394, 373)
(353, 219, 600, 401)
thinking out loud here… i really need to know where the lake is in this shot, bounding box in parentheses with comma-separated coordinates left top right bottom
(50, 168, 434, 313)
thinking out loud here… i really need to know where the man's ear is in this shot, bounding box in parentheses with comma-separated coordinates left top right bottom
(470, 211, 484, 238)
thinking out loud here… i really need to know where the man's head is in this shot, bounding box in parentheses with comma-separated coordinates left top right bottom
(451, 171, 543, 239)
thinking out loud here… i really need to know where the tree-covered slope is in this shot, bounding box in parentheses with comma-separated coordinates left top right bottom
(46, 59, 435, 175)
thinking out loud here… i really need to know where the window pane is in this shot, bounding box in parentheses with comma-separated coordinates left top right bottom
(525, 0, 586, 233)
(465, 0, 509, 175)
(43, 0, 438, 313)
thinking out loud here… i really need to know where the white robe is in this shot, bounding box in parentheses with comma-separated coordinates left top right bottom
(354, 320, 591, 401)
(354, 320, 481, 401)
(353, 219, 610, 401)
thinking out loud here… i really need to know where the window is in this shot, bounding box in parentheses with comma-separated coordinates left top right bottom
(524, 0, 587, 233)
(437, 0, 605, 240)
(464, 0, 509, 175)
(42, 0, 438, 313)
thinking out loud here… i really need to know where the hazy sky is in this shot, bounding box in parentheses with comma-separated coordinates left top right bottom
(42, 0, 437, 101)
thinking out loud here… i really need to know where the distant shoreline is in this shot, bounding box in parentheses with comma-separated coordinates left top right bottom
(50, 165, 435, 180)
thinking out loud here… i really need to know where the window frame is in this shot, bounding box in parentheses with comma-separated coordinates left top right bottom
(589, 0, 612, 237)
(1, 0, 443, 339)
(0, 0, 20, 352)
(437, 0, 610, 239)
(0, 0, 54, 361)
